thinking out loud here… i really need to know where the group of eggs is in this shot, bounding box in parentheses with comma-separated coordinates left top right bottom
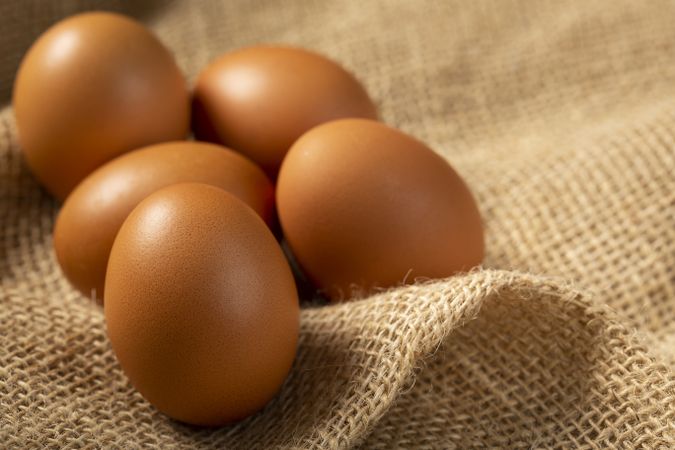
(13, 12, 484, 426)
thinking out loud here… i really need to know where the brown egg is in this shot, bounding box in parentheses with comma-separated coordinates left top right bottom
(54, 141, 274, 304)
(192, 45, 377, 176)
(105, 183, 299, 426)
(277, 119, 484, 301)
(12, 12, 189, 199)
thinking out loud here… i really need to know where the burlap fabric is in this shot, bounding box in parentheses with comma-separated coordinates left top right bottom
(1, 0, 674, 448)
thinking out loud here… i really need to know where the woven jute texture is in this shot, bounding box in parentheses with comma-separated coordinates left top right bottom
(1, 0, 674, 448)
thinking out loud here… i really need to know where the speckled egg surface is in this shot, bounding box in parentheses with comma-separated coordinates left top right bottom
(104, 183, 299, 426)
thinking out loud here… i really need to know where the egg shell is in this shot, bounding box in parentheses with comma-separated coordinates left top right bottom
(276, 118, 485, 301)
(192, 45, 378, 176)
(105, 183, 299, 426)
(13, 12, 189, 199)
(54, 141, 274, 304)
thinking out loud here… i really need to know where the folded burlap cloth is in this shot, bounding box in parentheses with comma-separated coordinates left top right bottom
(1, 0, 674, 448)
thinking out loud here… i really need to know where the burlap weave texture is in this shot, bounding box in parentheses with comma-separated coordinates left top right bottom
(1, 0, 674, 448)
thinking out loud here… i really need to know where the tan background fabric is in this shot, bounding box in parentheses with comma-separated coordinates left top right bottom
(1, 0, 674, 448)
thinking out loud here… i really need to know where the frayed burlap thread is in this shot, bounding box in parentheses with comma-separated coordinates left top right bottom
(1, 0, 674, 448)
